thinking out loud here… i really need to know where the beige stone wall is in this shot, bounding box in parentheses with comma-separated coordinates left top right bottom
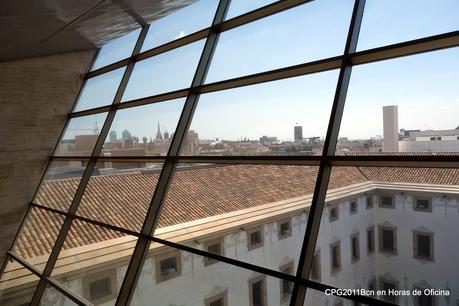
(0, 50, 96, 263)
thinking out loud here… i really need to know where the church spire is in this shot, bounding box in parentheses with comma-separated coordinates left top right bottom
(155, 121, 163, 140)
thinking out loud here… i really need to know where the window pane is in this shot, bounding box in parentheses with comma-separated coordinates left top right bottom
(34, 160, 86, 211)
(0, 259, 39, 306)
(130, 244, 292, 306)
(50, 219, 137, 305)
(91, 29, 141, 71)
(141, 0, 219, 51)
(205, 0, 353, 83)
(41, 285, 78, 306)
(54, 113, 108, 157)
(185, 71, 338, 156)
(337, 47, 459, 155)
(74, 68, 125, 112)
(11, 207, 65, 271)
(314, 166, 459, 304)
(154, 163, 322, 272)
(358, 0, 459, 51)
(122, 40, 205, 102)
(226, 0, 277, 20)
(101, 99, 186, 157)
(76, 161, 163, 232)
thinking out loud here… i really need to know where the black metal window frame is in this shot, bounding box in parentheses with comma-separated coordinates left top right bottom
(1, 0, 459, 305)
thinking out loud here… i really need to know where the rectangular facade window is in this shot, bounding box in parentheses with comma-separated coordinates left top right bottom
(368, 279, 376, 296)
(155, 251, 181, 283)
(278, 218, 292, 240)
(204, 238, 224, 266)
(279, 262, 293, 304)
(366, 195, 374, 209)
(249, 275, 267, 306)
(350, 200, 358, 214)
(380, 278, 399, 304)
(247, 227, 264, 251)
(367, 226, 375, 255)
(329, 205, 339, 222)
(379, 226, 397, 255)
(82, 269, 117, 304)
(413, 231, 434, 261)
(310, 250, 321, 282)
(414, 287, 434, 306)
(330, 241, 341, 274)
(351, 233, 360, 263)
(379, 195, 395, 209)
(414, 198, 432, 212)
(204, 290, 228, 306)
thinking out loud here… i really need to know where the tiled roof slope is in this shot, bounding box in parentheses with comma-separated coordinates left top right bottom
(360, 167, 459, 185)
(16, 165, 459, 259)
(17, 165, 366, 259)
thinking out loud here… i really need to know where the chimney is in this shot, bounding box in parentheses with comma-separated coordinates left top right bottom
(382, 105, 399, 152)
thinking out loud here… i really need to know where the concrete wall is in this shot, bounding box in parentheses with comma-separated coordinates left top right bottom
(0, 50, 95, 263)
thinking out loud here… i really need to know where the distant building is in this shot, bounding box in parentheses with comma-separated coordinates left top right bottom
(155, 122, 163, 141)
(109, 130, 117, 143)
(164, 130, 170, 140)
(259, 136, 277, 145)
(399, 128, 459, 152)
(294, 124, 303, 141)
(382, 105, 399, 152)
(122, 129, 132, 140)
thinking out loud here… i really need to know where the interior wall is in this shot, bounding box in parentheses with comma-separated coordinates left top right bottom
(0, 50, 96, 263)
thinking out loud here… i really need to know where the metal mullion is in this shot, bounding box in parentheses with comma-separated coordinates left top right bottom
(86, 58, 131, 79)
(85, 0, 316, 79)
(68, 88, 190, 119)
(68, 105, 112, 118)
(198, 56, 342, 94)
(114, 1, 231, 305)
(5, 252, 42, 279)
(150, 236, 298, 282)
(74, 55, 342, 120)
(29, 25, 149, 306)
(351, 29, 459, 65)
(44, 276, 91, 306)
(291, 1, 366, 305)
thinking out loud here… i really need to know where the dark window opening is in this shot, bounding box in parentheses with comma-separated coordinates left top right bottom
(89, 277, 112, 301)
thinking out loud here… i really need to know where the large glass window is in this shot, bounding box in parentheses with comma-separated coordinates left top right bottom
(205, 0, 353, 83)
(122, 40, 205, 101)
(358, 0, 459, 51)
(4, 0, 459, 305)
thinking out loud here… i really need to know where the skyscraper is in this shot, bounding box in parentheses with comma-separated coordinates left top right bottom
(109, 130, 117, 143)
(294, 124, 303, 141)
(122, 129, 132, 140)
(383, 105, 399, 152)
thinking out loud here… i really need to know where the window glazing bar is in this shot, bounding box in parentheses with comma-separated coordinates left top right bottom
(114, 0, 232, 304)
(29, 25, 150, 306)
(73, 28, 459, 120)
(290, 0, 366, 305)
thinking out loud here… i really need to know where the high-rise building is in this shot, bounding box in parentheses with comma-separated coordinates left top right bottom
(294, 124, 303, 141)
(122, 129, 132, 140)
(382, 105, 399, 152)
(109, 130, 117, 143)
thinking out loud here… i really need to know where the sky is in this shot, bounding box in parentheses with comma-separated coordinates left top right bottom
(67, 0, 459, 142)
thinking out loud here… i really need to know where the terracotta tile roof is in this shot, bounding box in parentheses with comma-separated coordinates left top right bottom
(359, 167, 459, 185)
(15, 164, 458, 260)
